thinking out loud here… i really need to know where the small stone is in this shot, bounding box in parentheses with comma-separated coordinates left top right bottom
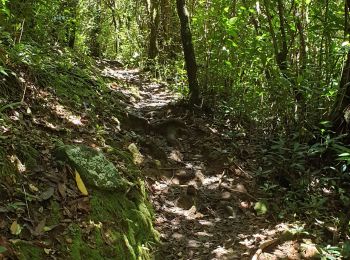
(225, 206, 237, 218)
(221, 191, 231, 200)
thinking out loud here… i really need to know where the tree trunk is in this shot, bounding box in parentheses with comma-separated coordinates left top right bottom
(176, 0, 200, 105)
(148, 0, 160, 60)
(331, 51, 350, 133)
(90, 0, 102, 57)
(330, 0, 350, 134)
(106, 0, 120, 54)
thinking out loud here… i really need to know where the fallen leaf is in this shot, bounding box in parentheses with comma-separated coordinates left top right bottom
(43, 225, 58, 232)
(33, 218, 46, 236)
(0, 219, 6, 229)
(0, 236, 12, 257)
(77, 197, 90, 212)
(75, 170, 88, 196)
(0, 207, 9, 213)
(29, 184, 39, 193)
(10, 221, 22, 235)
(57, 183, 66, 199)
(169, 150, 183, 162)
(44, 248, 51, 255)
(40, 187, 55, 201)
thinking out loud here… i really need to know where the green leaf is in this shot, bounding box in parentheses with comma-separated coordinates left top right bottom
(0, 66, 8, 76)
(342, 240, 350, 258)
(254, 201, 268, 215)
(2, 6, 10, 16)
(0, 246, 7, 253)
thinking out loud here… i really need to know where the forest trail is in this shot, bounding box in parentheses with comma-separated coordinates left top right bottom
(0, 59, 319, 260)
(99, 62, 310, 260)
(2, 0, 349, 258)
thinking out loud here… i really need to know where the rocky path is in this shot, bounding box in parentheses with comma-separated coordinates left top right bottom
(100, 63, 278, 260)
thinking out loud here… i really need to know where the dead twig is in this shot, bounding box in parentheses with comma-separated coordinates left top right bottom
(252, 237, 281, 260)
(22, 184, 31, 219)
(159, 167, 184, 171)
(231, 160, 252, 179)
(220, 183, 257, 201)
(217, 169, 226, 189)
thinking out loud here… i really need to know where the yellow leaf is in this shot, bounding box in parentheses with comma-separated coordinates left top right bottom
(10, 220, 22, 235)
(75, 170, 88, 196)
(29, 183, 39, 192)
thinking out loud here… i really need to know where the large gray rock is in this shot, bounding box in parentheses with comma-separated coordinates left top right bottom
(55, 144, 132, 191)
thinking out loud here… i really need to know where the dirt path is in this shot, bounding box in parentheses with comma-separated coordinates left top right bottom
(0, 61, 321, 259)
(100, 64, 277, 259)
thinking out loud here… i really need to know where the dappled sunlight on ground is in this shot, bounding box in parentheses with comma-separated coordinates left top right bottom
(31, 88, 88, 132)
(110, 65, 262, 258)
(0, 60, 321, 259)
(97, 64, 323, 259)
(51, 103, 84, 126)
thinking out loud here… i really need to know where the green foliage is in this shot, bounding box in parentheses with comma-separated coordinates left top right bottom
(317, 245, 343, 260)
(254, 201, 268, 215)
(0, 0, 9, 18)
(3, 0, 350, 257)
(260, 134, 309, 184)
(189, 0, 345, 132)
(16, 243, 44, 260)
(0, 246, 6, 254)
(6, 42, 105, 107)
(89, 189, 159, 259)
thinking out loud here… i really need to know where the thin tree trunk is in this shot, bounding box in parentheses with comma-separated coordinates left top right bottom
(330, 0, 350, 133)
(277, 0, 288, 71)
(90, 0, 102, 57)
(242, 0, 260, 34)
(295, 0, 307, 123)
(176, 0, 200, 105)
(106, 0, 120, 54)
(68, 0, 79, 48)
(148, 0, 160, 60)
(262, 0, 279, 63)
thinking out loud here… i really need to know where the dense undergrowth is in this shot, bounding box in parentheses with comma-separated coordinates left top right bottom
(250, 129, 350, 258)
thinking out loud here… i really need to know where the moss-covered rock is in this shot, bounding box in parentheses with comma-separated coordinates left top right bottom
(53, 143, 159, 259)
(89, 189, 159, 259)
(55, 144, 132, 191)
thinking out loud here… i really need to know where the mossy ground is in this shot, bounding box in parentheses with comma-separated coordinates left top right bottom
(15, 243, 45, 260)
(66, 187, 159, 260)
(9, 152, 159, 260)
(0, 49, 159, 259)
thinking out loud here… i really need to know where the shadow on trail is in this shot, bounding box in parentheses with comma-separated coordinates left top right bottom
(97, 61, 274, 259)
(94, 61, 318, 260)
